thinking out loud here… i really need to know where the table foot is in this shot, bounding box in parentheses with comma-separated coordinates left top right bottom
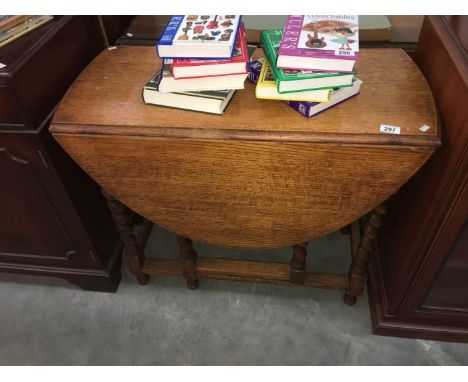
(137, 273, 150, 286)
(177, 235, 199, 290)
(102, 188, 149, 285)
(344, 203, 387, 303)
(290, 242, 308, 284)
(187, 279, 199, 290)
(343, 292, 357, 306)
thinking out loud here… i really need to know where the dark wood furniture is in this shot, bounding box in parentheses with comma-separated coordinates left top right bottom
(368, 16, 468, 342)
(0, 16, 126, 291)
(50, 46, 438, 305)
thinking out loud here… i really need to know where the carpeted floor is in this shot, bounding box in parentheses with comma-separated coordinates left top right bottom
(0, 225, 467, 365)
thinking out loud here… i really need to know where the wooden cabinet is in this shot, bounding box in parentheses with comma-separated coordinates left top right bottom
(0, 16, 127, 291)
(368, 16, 468, 342)
(424, 223, 468, 310)
(0, 133, 82, 266)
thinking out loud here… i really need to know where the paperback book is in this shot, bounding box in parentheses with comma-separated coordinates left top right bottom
(157, 15, 242, 59)
(255, 60, 330, 102)
(261, 29, 354, 93)
(277, 15, 360, 72)
(155, 59, 247, 92)
(172, 24, 248, 79)
(142, 73, 236, 115)
(286, 78, 362, 117)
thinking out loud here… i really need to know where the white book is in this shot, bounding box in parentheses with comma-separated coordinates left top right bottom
(143, 74, 236, 115)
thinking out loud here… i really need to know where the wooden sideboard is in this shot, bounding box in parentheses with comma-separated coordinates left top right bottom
(0, 16, 132, 291)
(368, 16, 468, 342)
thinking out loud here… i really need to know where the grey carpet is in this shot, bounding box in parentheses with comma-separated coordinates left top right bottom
(0, 225, 467, 365)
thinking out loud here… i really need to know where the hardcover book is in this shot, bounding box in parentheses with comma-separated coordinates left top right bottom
(143, 73, 236, 115)
(255, 60, 330, 102)
(157, 15, 242, 59)
(286, 78, 362, 117)
(155, 59, 247, 92)
(172, 24, 248, 79)
(261, 29, 354, 93)
(247, 58, 264, 84)
(277, 15, 360, 72)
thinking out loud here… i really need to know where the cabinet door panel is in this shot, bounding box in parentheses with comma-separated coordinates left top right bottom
(423, 205, 468, 310)
(0, 147, 76, 261)
(0, 134, 96, 267)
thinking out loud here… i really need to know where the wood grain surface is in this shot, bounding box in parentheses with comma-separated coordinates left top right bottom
(143, 257, 348, 290)
(53, 134, 433, 248)
(50, 45, 438, 249)
(51, 46, 438, 146)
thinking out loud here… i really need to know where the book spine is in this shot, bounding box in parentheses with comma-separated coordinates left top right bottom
(0, 15, 49, 40)
(247, 59, 263, 83)
(0, 16, 52, 47)
(261, 31, 278, 67)
(286, 93, 360, 118)
(228, 16, 243, 58)
(260, 31, 282, 92)
(154, 68, 164, 91)
(158, 15, 184, 47)
(278, 16, 304, 57)
(0, 15, 30, 32)
(247, 71, 258, 84)
(286, 101, 314, 117)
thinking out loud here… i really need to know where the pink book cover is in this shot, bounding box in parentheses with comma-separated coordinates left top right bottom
(279, 15, 360, 61)
(173, 25, 248, 71)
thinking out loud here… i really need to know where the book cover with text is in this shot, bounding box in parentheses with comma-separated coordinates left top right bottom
(157, 15, 242, 58)
(278, 15, 359, 65)
(262, 29, 354, 93)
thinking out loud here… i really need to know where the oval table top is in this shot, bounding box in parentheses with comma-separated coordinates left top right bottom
(50, 46, 440, 248)
(51, 46, 438, 147)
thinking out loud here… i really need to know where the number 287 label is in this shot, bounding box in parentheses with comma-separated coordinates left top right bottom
(380, 125, 401, 134)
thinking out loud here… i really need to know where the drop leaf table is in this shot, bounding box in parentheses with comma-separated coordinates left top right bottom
(50, 46, 439, 304)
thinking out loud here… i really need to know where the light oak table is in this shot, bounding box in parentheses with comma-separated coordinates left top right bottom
(50, 46, 439, 304)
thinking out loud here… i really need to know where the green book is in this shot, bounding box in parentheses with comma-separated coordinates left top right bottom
(261, 29, 355, 94)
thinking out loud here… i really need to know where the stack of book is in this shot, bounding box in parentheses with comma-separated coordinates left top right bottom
(143, 15, 249, 115)
(255, 15, 362, 118)
(0, 16, 53, 48)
